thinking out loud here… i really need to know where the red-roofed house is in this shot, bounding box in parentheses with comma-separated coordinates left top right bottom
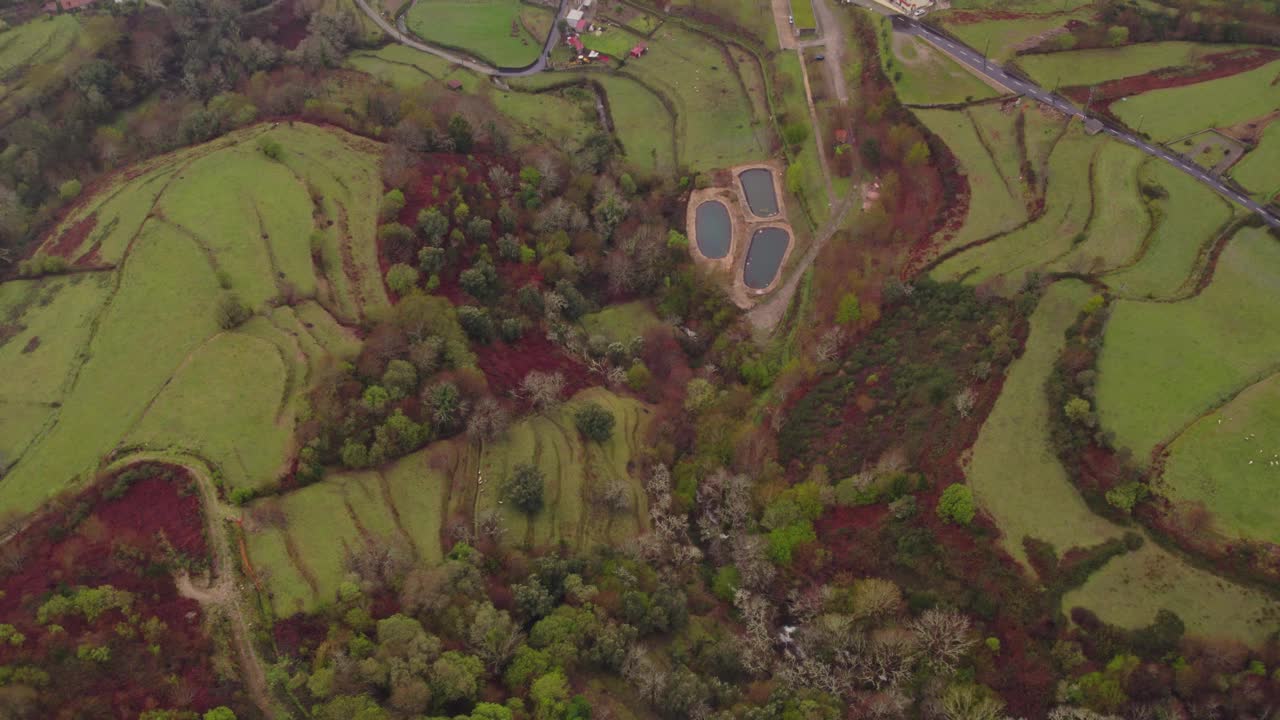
(44, 0, 97, 12)
(629, 43, 647, 59)
(834, 128, 849, 144)
(568, 35, 585, 53)
(575, 18, 588, 31)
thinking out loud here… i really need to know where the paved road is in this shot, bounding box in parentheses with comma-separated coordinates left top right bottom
(893, 15, 1280, 230)
(355, 0, 569, 78)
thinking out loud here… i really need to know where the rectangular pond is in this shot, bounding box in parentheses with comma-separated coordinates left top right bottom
(738, 168, 779, 218)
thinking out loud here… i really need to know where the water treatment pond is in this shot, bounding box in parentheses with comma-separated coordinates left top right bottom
(694, 201, 731, 259)
(738, 168, 779, 217)
(743, 227, 790, 289)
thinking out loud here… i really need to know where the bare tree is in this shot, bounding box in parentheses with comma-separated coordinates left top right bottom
(732, 534, 776, 593)
(467, 602, 524, 672)
(954, 388, 978, 419)
(696, 469, 752, 563)
(734, 589, 776, 676)
(815, 326, 847, 363)
(940, 684, 1004, 720)
(622, 648, 667, 705)
(467, 397, 510, 442)
(911, 609, 975, 675)
(487, 166, 514, 197)
(476, 508, 508, 543)
(520, 370, 565, 412)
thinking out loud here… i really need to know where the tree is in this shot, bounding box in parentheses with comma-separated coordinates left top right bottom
(911, 608, 974, 674)
(504, 463, 545, 514)
(459, 261, 498, 302)
(448, 114, 474, 153)
(215, 292, 252, 329)
(940, 684, 1004, 720)
(531, 671, 571, 720)
(785, 162, 804, 194)
(783, 122, 809, 148)
(202, 708, 237, 720)
(937, 484, 975, 525)
(836, 292, 861, 324)
(861, 137, 882, 168)
(905, 140, 931, 166)
(58, 179, 82, 201)
(418, 207, 448, 244)
(1064, 396, 1091, 424)
(457, 306, 495, 343)
(380, 188, 406, 222)
(382, 359, 418, 399)
(257, 137, 284, 161)
(467, 397, 510, 442)
(574, 403, 615, 442)
(385, 263, 419, 294)
(521, 370, 565, 412)
(468, 602, 524, 672)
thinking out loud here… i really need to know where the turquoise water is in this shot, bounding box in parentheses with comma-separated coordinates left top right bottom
(694, 201, 731, 259)
(743, 227, 790, 289)
(738, 168, 779, 217)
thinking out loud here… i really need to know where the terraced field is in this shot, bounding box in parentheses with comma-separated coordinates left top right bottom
(0, 124, 380, 516)
(1096, 228, 1280, 462)
(0, 14, 115, 122)
(247, 388, 652, 615)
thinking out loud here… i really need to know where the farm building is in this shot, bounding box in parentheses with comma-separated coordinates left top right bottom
(889, 0, 933, 16)
(446, 79, 463, 91)
(44, 0, 98, 12)
(629, 43, 647, 59)
(566, 8, 584, 23)
(791, 0, 816, 36)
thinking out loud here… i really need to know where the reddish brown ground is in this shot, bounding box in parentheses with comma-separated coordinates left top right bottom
(473, 332, 593, 402)
(1064, 47, 1280, 118)
(0, 467, 250, 716)
(44, 213, 97, 262)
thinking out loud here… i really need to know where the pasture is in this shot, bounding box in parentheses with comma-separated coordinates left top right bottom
(1112, 59, 1280, 141)
(0, 124, 380, 517)
(580, 301, 661, 344)
(1016, 42, 1243, 89)
(621, 22, 767, 170)
(405, 0, 547, 68)
(247, 388, 651, 615)
(1160, 373, 1280, 544)
(931, 124, 1100, 287)
(966, 280, 1121, 567)
(914, 107, 1029, 252)
(1102, 161, 1234, 299)
(246, 449, 451, 616)
(1096, 228, 1280, 461)
(880, 18, 999, 105)
(1049, 142, 1150, 273)
(939, 8, 1094, 63)
(1232, 120, 1280, 200)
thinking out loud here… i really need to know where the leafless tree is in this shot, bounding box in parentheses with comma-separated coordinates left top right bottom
(911, 608, 975, 675)
(815, 326, 847, 363)
(696, 468, 752, 563)
(476, 509, 507, 543)
(622, 648, 667, 704)
(852, 578, 904, 622)
(345, 537, 414, 594)
(520, 370, 565, 412)
(467, 397, 510, 442)
(467, 602, 524, 672)
(954, 388, 978, 419)
(488, 166, 514, 197)
(732, 533, 776, 592)
(595, 478, 633, 514)
(940, 684, 1005, 720)
(1047, 708, 1122, 720)
(734, 589, 776, 676)
(853, 628, 918, 691)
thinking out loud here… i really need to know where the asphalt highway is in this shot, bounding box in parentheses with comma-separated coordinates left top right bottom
(895, 15, 1280, 230)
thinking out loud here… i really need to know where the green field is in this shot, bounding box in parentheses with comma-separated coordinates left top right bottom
(1016, 42, 1247, 89)
(593, 75, 677, 174)
(1232, 120, 1280, 200)
(0, 124, 380, 516)
(580, 301, 661, 344)
(0, 14, 79, 76)
(1096, 228, 1280, 461)
(940, 8, 1094, 63)
(1102, 162, 1234, 299)
(405, 0, 547, 68)
(914, 107, 1029, 252)
(1113, 59, 1280, 140)
(1050, 142, 1150, 273)
(474, 388, 651, 549)
(880, 17, 999, 105)
(967, 280, 1121, 567)
(580, 27, 637, 60)
(1160, 373, 1280, 544)
(669, 0, 778, 50)
(246, 449, 451, 616)
(621, 23, 767, 169)
(248, 388, 650, 614)
(791, 0, 815, 30)
(932, 124, 1101, 287)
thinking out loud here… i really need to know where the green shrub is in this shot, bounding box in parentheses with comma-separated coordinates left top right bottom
(836, 293, 861, 325)
(936, 484, 975, 525)
(257, 137, 284, 161)
(766, 521, 816, 565)
(58, 179, 82, 201)
(17, 253, 70, 278)
(380, 188, 406, 222)
(574, 403, 615, 442)
(458, 306, 495, 343)
(504, 463, 545, 514)
(385, 263, 420, 294)
(215, 292, 252, 330)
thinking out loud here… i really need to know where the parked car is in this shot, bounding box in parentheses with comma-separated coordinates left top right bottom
(814, 54, 825, 61)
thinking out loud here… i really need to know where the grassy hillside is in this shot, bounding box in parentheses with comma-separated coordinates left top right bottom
(405, 0, 547, 68)
(0, 124, 379, 517)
